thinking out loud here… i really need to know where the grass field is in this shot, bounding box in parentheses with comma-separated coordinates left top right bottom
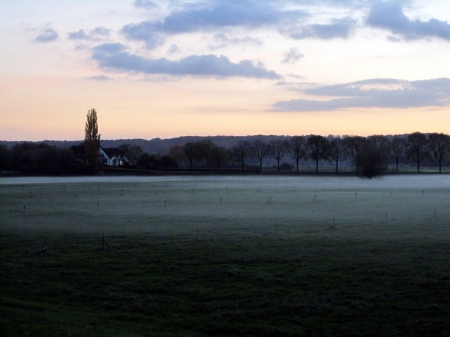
(1, 175, 450, 336)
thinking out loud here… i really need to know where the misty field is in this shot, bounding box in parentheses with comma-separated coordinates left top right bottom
(1, 175, 450, 336)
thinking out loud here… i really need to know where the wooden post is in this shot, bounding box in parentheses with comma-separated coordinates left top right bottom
(42, 238, 47, 253)
(101, 234, 110, 250)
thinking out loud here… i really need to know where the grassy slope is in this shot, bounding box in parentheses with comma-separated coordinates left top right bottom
(1, 176, 450, 336)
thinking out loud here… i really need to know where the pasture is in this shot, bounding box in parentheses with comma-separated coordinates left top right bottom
(1, 175, 450, 336)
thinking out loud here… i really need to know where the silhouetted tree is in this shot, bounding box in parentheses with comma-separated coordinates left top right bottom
(0, 145, 9, 170)
(288, 136, 306, 172)
(428, 133, 450, 173)
(389, 136, 406, 173)
(405, 132, 428, 173)
(329, 136, 347, 173)
(118, 144, 143, 167)
(269, 139, 287, 172)
(305, 135, 330, 173)
(196, 139, 215, 169)
(230, 141, 251, 170)
(194, 139, 214, 169)
(138, 153, 156, 170)
(343, 136, 366, 172)
(250, 140, 270, 172)
(85, 108, 101, 172)
(158, 155, 178, 170)
(360, 137, 389, 178)
(183, 142, 199, 169)
(6, 142, 78, 175)
(210, 146, 230, 171)
(168, 145, 186, 167)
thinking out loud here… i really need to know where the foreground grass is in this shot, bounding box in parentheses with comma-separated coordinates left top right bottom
(1, 176, 450, 336)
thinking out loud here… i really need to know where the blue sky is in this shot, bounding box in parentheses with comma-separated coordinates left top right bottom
(1, 0, 450, 140)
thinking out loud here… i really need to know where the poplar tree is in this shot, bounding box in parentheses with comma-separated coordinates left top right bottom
(85, 108, 101, 172)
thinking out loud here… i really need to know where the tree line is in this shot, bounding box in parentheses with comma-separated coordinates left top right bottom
(1, 132, 449, 177)
(158, 132, 450, 178)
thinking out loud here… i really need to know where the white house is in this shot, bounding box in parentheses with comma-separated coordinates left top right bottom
(99, 147, 130, 167)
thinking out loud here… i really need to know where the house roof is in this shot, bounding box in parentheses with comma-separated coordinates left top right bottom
(102, 147, 126, 159)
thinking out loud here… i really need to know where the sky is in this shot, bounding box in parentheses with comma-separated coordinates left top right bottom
(1, 0, 450, 141)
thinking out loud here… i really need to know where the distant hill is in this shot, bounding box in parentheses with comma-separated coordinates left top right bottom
(0, 135, 290, 155)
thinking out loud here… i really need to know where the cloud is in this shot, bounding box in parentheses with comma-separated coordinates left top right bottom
(167, 44, 181, 54)
(281, 48, 304, 64)
(68, 27, 111, 40)
(92, 27, 111, 36)
(208, 33, 263, 50)
(68, 29, 89, 40)
(134, 0, 158, 9)
(121, 0, 306, 48)
(35, 27, 58, 42)
(86, 75, 113, 81)
(284, 17, 357, 39)
(272, 78, 450, 111)
(92, 43, 281, 79)
(367, 1, 450, 41)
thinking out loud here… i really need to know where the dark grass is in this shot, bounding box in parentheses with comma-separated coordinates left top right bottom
(2, 178, 450, 336)
(2, 231, 450, 336)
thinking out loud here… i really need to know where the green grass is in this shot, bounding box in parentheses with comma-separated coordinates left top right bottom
(1, 176, 450, 336)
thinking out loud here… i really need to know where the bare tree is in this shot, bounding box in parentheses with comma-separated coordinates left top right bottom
(183, 142, 198, 169)
(329, 136, 347, 173)
(305, 135, 330, 173)
(230, 141, 251, 170)
(405, 132, 428, 173)
(168, 145, 186, 168)
(250, 140, 270, 172)
(84, 108, 100, 172)
(343, 136, 366, 172)
(118, 144, 143, 166)
(428, 133, 450, 173)
(210, 146, 230, 171)
(269, 139, 287, 172)
(288, 136, 306, 172)
(196, 139, 215, 169)
(389, 136, 406, 173)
